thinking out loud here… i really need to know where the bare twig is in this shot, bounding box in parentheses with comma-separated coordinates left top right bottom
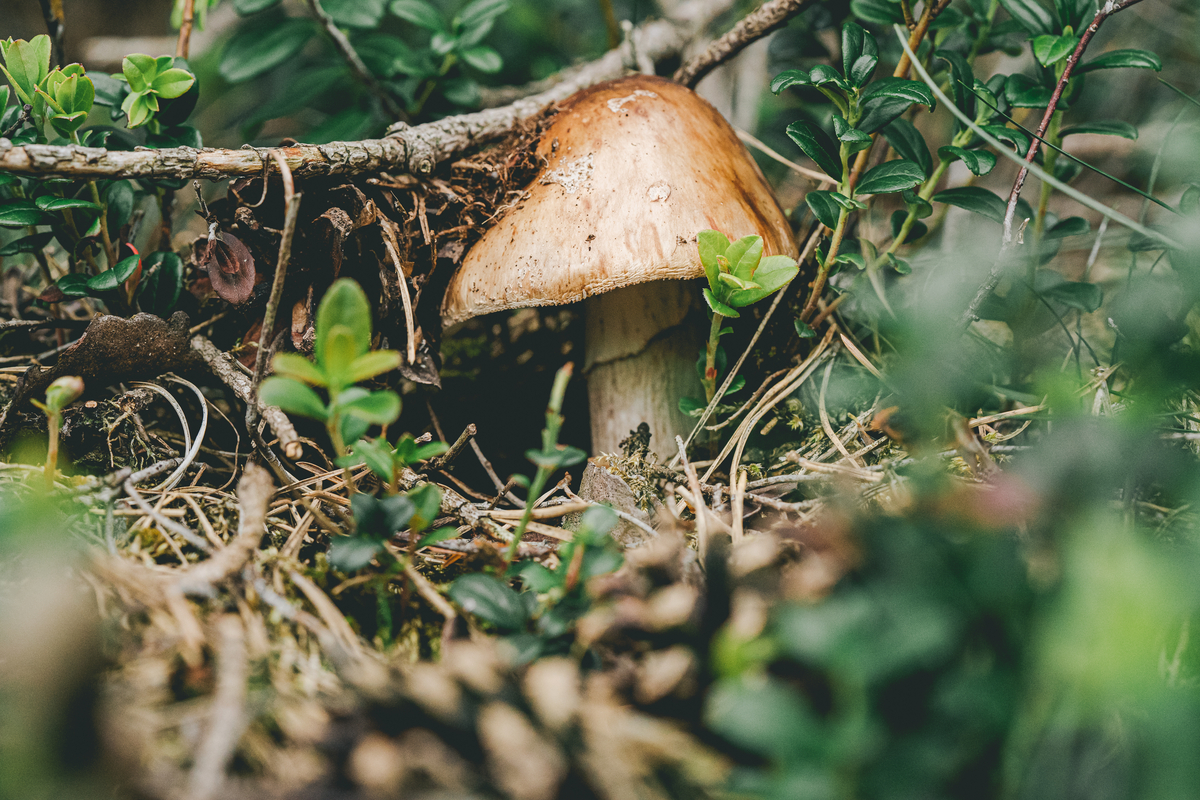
(176, 464, 273, 596)
(192, 334, 302, 460)
(247, 152, 301, 435)
(964, 0, 1147, 325)
(305, 0, 407, 122)
(0, 2, 735, 181)
(674, 0, 815, 88)
(429, 423, 476, 470)
(36, 0, 65, 67)
(176, 0, 196, 59)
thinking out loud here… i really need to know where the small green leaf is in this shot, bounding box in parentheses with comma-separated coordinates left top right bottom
(260, 376, 328, 420)
(0, 232, 54, 256)
(795, 319, 817, 338)
(526, 445, 587, 469)
(933, 186, 1009, 224)
(460, 46, 502, 73)
(770, 69, 811, 94)
(938, 145, 997, 176)
(1076, 48, 1162, 74)
(322, 0, 387, 27)
(316, 278, 373, 365)
(272, 352, 327, 386)
(56, 274, 90, 297)
(329, 535, 385, 571)
(833, 115, 873, 154)
(35, 196, 101, 212)
(232, 0, 283, 13)
(85, 254, 141, 293)
(806, 190, 845, 230)
(1035, 271, 1102, 312)
(727, 255, 799, 307)
(703, 287, 740, 318)
(349, 350, 402, 383)
(980, 124, 1031, 153)
(729, 235, 764, 281)
(698, 229, 730, 289)
(417, 525, 460, 549)
(0, 202, 48, 228)
(150, 68, 195, 99)
(863, 78, 936, 112)
(705, 677, 820, 759)
(514, 561, 561, 593)
(219, 19, 316, 83)
(842, 22, 879, 88)
(352, 438, 398, 482)
(448, 573, 527, 631)
(999, 0, 1055, 36)
(1045, 216, 1090, 238)
(1005, 73, 1055, 109)
(882, 118, 932, 177)
(717, 272, 760, 292)
(785, 120, 842, 181)
(856, 159, 925, 195)
(679, 396, 706, 417)
(390, 0, 446, 31)
(1059, 120, 1138, 140)
(1032, 34, 1079, 68)
(457, 0, 510, 28)
(0, 36, 51, 106)
(851, 0, 906, 25)
(340, 390, 402, 425)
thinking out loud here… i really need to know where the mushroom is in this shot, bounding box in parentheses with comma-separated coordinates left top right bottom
(442, 74, 797, 459)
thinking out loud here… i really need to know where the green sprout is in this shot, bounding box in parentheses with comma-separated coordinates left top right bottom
(259, 278, 402, 489)
(696, 231, 799, 403)
(30, 375, 84, 491)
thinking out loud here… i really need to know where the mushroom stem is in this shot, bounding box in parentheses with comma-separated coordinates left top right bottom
(584, 280, 704, 460)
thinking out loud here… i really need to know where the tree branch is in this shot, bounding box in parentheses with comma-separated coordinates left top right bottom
(0, 0, 736, 182)
(673, 0, 815, 88)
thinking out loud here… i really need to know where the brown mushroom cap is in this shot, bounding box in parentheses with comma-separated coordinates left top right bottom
(441, 74, 797, 326)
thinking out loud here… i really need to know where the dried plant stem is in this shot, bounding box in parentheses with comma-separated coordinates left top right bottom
(674, 0, 816, 88)
(176, 0, 196, 58)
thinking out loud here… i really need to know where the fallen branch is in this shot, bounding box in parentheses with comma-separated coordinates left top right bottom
(0, 0, 735, 182)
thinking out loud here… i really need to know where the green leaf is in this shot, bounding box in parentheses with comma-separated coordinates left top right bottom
(806, 190, 847, 230)
(935, 49, 975, 120)
(999, 0, 1055, 36)
(417, 525, 460, 549)
(851, 0, 905, 25)
(316, 279, 373, 367)
(770, 69, 811, 94)
(0, 203, 46, 229)
(232, 0, 282, 13)
(678, 396, 706, 416)
(842, 22, 879, 88)
(705, 677, 820, 759)
(882, 119, 932, 177)
(857, 91, 916, 135)
(448, 573, 527, 631)
(795, 319, 816, 338)
(938, 145, 997, 176)
(390, 0, 446, 31)
(891, 209, 928, 242)
(219, 19, 315, 83)
(460, 46, 502, 73)
(1045, 216, 1090, 238)
(785, 120, 841, 180)
(260, 376, 328, 420)
(85, 254, 141, 293)
(272, 352, 327, 386)
(150, 68, 195, 99)
(0, 231, 54, 256)
(980, 124, 1031, 153)
(122, 54, 157, 92)
(56, 275, 90, 297)
(457, 0, 510, 28)
(328, 535, 385, 571)
(104, 181, 135, 238)
(121, 92, 157, 128)
(0, 36, 51, 106)
(322, 0, 387, 27)
(1035, 270, 1102, 312)
(1180, 184, 1200, 215)
(902, 188, 933, 219)
(703, 287, 740, 318)
(729, 235, 763, 281)
(933, 186, 1008, 223)
(855, 159, 925, 195)
(340, 389, 401, 425)
(863, 78, 935, 112)
(406, 482, 443, 531)
(1005, 73, 1055, 109)
(514, 561, 561, 593)
(1077, 48, 1162, 74)
(349, 350, 402, 383)
(526, 445, 587, 469)
(697, 229, 730, 289)
(352, 438, 398, 482)
(1032, 34, 1079, 67)
(727, 255, 799, 307)
(34, 196, 101, 212)
(717, 272, 760, 292)
(1059, 120, 1138, 140)
(833, 115, 873, 154)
